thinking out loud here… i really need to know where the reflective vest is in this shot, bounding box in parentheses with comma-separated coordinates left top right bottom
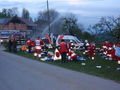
(35, 39, 41, 46)
(59, 42, 68, 53)
(26, 40, 32, 46)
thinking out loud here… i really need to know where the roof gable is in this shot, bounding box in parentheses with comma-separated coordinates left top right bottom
(0, 16, 36, 27)
(18, 17, 36, 26)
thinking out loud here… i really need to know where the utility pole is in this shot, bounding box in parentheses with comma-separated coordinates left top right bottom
(47, 0, 51, 36)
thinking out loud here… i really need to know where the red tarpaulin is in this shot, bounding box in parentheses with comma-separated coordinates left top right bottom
(45, 34, 52, 44)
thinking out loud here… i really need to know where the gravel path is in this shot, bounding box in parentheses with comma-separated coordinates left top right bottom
(0, 46, 120, 90)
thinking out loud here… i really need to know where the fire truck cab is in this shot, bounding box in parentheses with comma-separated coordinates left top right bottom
(56, 35, 84, 50)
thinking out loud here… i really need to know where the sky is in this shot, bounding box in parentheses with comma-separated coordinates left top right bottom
(0, 0, 120, 28)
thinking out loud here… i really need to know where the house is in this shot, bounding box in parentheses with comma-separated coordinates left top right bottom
(0, 16, 36, 42)
(0, 16, 36, 34)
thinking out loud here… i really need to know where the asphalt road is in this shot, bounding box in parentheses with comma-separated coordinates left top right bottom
(0, 46, 120, 90)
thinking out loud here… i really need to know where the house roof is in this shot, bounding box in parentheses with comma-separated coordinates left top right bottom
(18, 17, 36, 27)
(0, 18, 11, 25)
(0, 17, 36, 27)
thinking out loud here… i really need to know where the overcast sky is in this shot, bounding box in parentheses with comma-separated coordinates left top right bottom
(0, 0, 120, 28)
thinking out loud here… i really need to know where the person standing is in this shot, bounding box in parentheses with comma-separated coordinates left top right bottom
(88, 42, 96, 60)
(8, 37, 13, 52)
(40, 39, 45, 51)
(59, 39, 68, 62)
(83, 40, 89, 55)
(34, 37, 42, 58)
(12, 38, 17, 53)
(26, 39, 32, 53)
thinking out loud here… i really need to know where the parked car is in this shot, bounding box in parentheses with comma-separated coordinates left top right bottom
(56, 35, 84, 50)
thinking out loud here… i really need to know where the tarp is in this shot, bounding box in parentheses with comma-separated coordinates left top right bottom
(115, 47, 120, 57)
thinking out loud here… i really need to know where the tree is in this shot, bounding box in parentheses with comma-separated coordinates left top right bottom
(35, 9, 59, 35)
(22, 8, 30, 19)
(61, 14, 82, 38)
(113, 27, 120, 40)
(0, 7, 18, 18)
(37, 9, 59, 22)
(1, 8, 8, 17)
(9, 7, 18, 17)
(0, 12, 6, 18)
(89, 16, 120, 41)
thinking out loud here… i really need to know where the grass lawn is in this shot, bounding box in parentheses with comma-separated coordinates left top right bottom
(13, 50, 120, 83)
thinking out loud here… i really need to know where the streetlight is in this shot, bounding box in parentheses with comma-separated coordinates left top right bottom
(47, 0, 51, 36)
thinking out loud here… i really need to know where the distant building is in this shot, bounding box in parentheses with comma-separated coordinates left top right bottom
(0, 16, 36, 35)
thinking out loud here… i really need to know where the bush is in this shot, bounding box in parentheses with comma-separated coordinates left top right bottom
(2, 41, 8, 50)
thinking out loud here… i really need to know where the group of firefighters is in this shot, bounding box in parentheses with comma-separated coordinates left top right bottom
(22, 37, 45, 56)
(20, 37, 120, 64)
(99, 41, 120, 64)
(23, 37, 95, 62)
(82, 40, 120, 64)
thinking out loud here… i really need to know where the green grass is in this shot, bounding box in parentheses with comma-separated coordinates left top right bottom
(47, 56, 120, 82)
(7, 50, 120, 83)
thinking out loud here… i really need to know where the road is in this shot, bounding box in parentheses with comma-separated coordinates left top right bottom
(0, 46, 120, 90)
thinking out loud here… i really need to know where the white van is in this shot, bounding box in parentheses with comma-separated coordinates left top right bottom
(56, 35, 84, 49)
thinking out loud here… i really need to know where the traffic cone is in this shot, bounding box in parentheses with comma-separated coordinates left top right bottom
(52, 49, 61, 60)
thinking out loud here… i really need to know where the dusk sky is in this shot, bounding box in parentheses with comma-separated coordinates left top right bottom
(0, 0, 120, 28)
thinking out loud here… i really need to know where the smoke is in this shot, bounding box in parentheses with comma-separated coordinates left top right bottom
(41, 15, 63, 36)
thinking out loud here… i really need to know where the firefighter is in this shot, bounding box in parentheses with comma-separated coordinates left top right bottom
(101, 41, 110, 59)
(88, 42, 96, 60)
(83, 40, 89, 55)
(34, 37, 43, 58)
(106, 46, 115, 60)
(8, 37, 13, 52)
(67, 49, 78, 61)
(67, 40, 72, 50)
(103, 41, 113, 59)
(26, 38, 32, 53)
(31, 40, 35, 52)
(105, 42, 114, 60)
(12, 38, 17, 53)
(58, 39, 68, 62)
(40, 39, 45, 51)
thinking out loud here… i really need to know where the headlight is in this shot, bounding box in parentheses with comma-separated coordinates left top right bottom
(0, 39, 3, 43)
